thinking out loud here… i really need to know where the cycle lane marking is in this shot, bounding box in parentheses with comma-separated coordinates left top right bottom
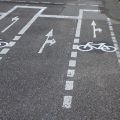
(0, 5, 46, 60)
(62, 9, 83, 109)
(107, 18, 120, 64)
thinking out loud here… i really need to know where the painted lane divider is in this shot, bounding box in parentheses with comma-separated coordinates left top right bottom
(62, 9, 83, 109)
(91, 20, 102, 38)
(0, 6, 47, 61)
(1, 16, 19, 33)
(38, 29, 56, 54)
(107, 18, 120, 64)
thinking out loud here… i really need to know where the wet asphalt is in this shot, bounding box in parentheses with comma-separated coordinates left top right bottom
(0, 0, 120, 120)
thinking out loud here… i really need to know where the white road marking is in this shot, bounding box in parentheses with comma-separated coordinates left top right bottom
(0, 12, 4, 16)
(72, 44, 78, 50)
(1, 16, 19, 33)
(71, 51, 77, 58)
(91, 20, 102, 38)
(8, 41, 16, 47)
(109, 26, 113, 31)
(65, 81, 74, 90)
(13, 36, 21, 41)
(62, 96, 72, 109)
(38, 29, 56, 54)
(74, 38, 80, 44)
(0, 48, 10, 54)
(67, 69, 75, 77)
(75, 9, 83, 37)
(0, 6, 17, 20)
(0, 57, 2, 60)
(83, 9, 100, 12)
(69, 60, 76, 67)
(107, 18, 120, 65)
(39, 14, 79, 20)
(18, 8, 46, 35)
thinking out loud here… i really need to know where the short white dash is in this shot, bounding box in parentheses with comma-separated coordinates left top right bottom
(71, 51, 77, 58)
(74, 38, 80, 44)
(13, 36, 21, 41)
(0, 57, 2, 60)
(65, 81, 74, 90)
(67, 69, 75, 77)
(8, 41, 16, 47)
(111, 32, 115, 36)
(72, 44, 78, 50)
(62, 96, 72, 109)
(109, 26, 113, 31)
(0, 48, 10, 54)
(69, 60, 76, 67)
(112, 36, 116, 40)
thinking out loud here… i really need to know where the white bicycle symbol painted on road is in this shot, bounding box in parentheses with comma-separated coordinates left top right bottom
(78, 42, 117, 52)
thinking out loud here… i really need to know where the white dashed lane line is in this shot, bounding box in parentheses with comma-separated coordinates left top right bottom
(62, 9, 83, 109)
(107, 18, 120, 64)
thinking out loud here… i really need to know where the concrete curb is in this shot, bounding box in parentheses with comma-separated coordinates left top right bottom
(0, 0, 65, 5)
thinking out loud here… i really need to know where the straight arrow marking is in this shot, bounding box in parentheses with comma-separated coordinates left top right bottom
(1, 16, 19, 33)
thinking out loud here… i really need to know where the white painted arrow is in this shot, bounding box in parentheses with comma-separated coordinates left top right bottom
(91, 20, 102, 38)
(1, 16, 19, 33)
(38, 29, 56, 54)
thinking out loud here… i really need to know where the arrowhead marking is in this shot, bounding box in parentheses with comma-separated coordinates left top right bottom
(91, 20, 96, 26)
(46, 29, 53, 37)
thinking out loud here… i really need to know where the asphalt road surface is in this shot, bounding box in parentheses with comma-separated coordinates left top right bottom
(0, 1, 120, 120)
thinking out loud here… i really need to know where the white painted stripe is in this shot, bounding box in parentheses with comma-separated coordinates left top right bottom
(71, 51, 77, 58)
(83, 9, 100, 12)
(109, 26, 113, 31)
(0, 48, 10, 54)
(111, 32, 115, 36)
(67, 69, 75, 77)
(0, 12, 4, 16)
(15, 5, 46, 9)
(13, 36, 21, 41)
(39, 14, 79, 19)
(72, 44, 78, 50)
(18, 9, 45, 35)
(67, 3, 100, 6)
(69, 60, 76, 67)
(0, 6, 17, 20)
(74, 38, 80, 44)
(65, 81, 74, 90)
(107, 18, 120, 65)
(41, 1, 51, 4)
(62, 96, 72, 109)
(0, 57, 2, 60)
(75, 9, 83, 37)
(8, 41, 16, 47)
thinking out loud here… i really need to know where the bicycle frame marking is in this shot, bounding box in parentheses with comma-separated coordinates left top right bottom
(78, 42, 117, 52)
